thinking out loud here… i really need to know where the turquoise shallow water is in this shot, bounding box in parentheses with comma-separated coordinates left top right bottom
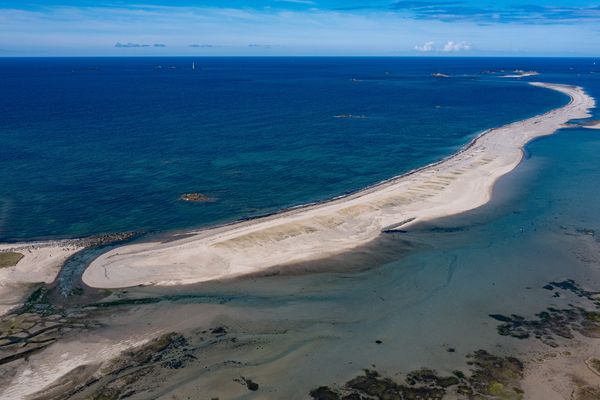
(94, 122, 600, 398)
(0, 57, 585, 241)
(2, 58, 600, 397)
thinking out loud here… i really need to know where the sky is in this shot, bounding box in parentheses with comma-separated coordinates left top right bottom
(0, 0, 599, 56)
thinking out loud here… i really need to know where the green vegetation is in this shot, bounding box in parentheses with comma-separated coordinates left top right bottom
(0, 252, 24, 268)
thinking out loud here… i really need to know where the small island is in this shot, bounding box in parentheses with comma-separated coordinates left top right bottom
(179, 193, 213, 202)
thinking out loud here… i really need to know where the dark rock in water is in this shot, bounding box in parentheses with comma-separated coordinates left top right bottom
(452, 370, 465, 379)
(310, 386, 341, 400)
(308, 350, 524, 400)
(375, 340, 383, 344)
(490, 279, 600, 345)
(235, 377, 259, 391)
(210, 326, 227, 336)
(245, 379, 259, 391)
(406, 368, 459, 388)
(489, 314, 513, 322)
(81, 231, 138, 247)
(180, 193, 213, 202)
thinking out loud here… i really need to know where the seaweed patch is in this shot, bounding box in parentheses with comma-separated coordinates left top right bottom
(309, 350, 523, 400)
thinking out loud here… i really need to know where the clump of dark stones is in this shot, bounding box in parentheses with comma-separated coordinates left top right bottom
(118, 332, 189, 368)
(543, 280, 600, 305)
(309, 350, 524, 400)
(234, 376, 259, 391)
(489, 280, 600, 346)
(210, 326, 227, 336)
(0, 293, 99, 368)
(81, 231, 139, 248)
(31, 332, 198, 400)
(29, 325, 242, 400)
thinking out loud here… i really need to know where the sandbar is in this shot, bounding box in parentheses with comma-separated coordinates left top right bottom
(82, 82, 595, 289)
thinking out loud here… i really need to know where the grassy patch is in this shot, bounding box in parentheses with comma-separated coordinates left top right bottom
(0, 252, 24, 268)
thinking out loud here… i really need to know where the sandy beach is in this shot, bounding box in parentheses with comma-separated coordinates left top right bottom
(0, 241, 83, 316)
(82, 82, 596, 289)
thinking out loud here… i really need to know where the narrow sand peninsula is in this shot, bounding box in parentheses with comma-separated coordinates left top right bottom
(83, 82, 596, 289)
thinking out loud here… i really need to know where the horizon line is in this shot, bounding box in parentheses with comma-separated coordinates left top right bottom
(1, 55, 599, 59)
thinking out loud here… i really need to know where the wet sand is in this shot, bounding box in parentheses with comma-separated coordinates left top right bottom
(2, 129, 600, 399)
(83, 82, 595, 289)
(0, 233, 137, 316)
(0, 241, 83, 316)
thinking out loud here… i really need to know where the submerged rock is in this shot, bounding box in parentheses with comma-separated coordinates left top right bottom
(235, 376, 259, 391)
(308, 350, 523, 400)
(490, 280, 600, 345)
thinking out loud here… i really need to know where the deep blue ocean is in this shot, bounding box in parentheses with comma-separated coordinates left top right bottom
(0, 57, 597, 241)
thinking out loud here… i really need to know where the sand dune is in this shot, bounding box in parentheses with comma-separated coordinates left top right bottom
(82, 82, 595, 289)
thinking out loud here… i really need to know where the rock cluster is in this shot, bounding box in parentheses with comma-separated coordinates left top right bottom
(310, 350, 524, 400)
(179, 193, 212, 202)
(489, 280, 600, 347)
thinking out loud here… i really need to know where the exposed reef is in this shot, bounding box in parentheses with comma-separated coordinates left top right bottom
(310, 350, 524, 400)
(179, 193, 213, 202)
(489, 280, 600, 346)
(28, 326, 238, 400)
(0, 286, 99, 373)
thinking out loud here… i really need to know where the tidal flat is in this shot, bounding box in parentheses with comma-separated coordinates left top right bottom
(2, 123, 600, 398)
(1, 59, 600, 399)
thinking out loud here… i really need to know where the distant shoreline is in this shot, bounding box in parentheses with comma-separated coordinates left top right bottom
(80, 81, 596, 289)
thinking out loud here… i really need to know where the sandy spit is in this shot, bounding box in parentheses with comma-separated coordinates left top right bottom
(79, 82, 595, 289)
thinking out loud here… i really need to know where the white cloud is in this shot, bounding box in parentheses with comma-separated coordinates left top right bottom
(414, 41, 435, 52)
(277, 0, 315, 4)
(0, 5, 595, 56)
(442, 40, 471, 52)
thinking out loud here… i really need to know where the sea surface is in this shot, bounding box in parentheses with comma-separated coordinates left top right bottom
(1, 57, 600, 398)
(65, 59, 600, 398)
(1, 57, 593, 241)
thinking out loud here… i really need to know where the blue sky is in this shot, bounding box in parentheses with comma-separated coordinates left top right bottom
(0, 1, 599, 56)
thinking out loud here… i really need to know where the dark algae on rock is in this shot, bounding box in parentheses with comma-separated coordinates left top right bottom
(489, 280, 600, 347)
(309, 350, 524, 400)
(234, 376, 259, 391)
(28, 326, 240, 400)
(0, 290, 100, 374)
(29, 332, 193, 400)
